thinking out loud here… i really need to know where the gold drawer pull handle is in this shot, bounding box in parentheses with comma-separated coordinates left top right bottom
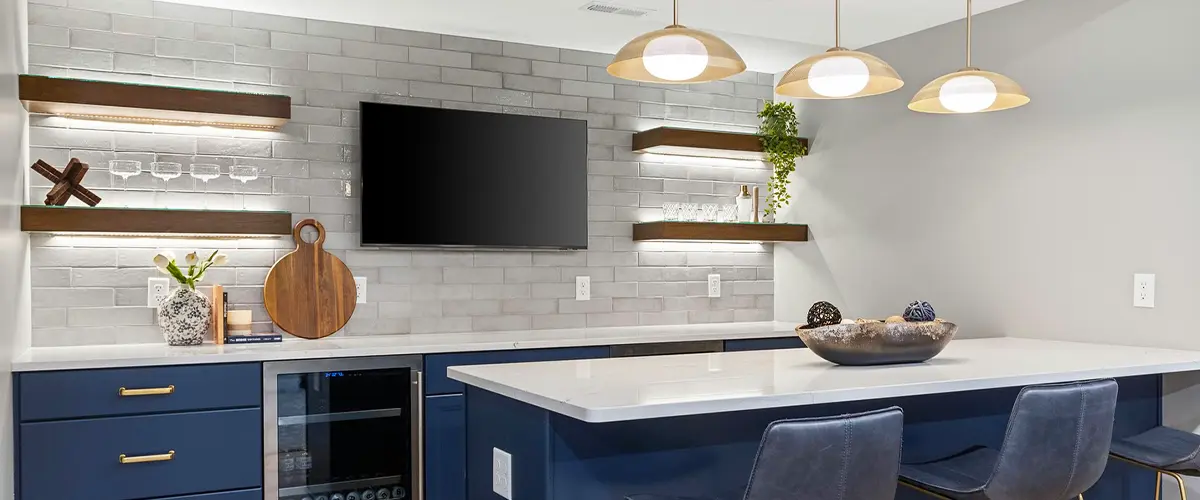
(118, 450, 175, 464)
(118, 385, 175, 397)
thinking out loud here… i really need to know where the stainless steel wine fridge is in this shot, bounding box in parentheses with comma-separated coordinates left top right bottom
(263, 356, 423, 500)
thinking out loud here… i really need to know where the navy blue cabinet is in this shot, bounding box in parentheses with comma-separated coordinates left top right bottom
(423, 346, 610, 500)
(426, 394, 466, 500)
(724, 337, 806, 352)
(425, 346, 610, 395)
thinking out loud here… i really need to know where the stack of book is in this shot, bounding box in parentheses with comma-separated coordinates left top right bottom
(211, 285, 282, 344)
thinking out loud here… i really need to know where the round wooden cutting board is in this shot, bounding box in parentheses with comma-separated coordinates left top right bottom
(264, 219, 356, 339)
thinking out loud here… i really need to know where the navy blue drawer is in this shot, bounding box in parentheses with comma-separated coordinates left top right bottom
(425, 346, 609, 395)
(724, 337, 807, 352)
(20, 408, 262, 500)
(19, 363, 260, 421)
(158, 490, 262, 500)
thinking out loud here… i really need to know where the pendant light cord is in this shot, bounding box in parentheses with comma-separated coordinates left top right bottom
(835, 0, 841, 47)
(965, 0, 973, 67)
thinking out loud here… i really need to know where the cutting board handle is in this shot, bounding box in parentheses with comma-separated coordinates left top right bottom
(292, 218, 326, 250)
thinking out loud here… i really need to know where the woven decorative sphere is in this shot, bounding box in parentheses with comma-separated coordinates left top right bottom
(903, 301, 937, 322)
(806, 301, 842, 328)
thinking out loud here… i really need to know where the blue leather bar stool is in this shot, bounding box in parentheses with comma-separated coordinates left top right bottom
(626, 406, 905, 500)
(1110, 425, 1200, 499)
(898, 379, 1119, 500)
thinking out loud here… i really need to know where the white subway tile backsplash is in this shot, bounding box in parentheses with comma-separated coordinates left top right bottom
(151, 1, 229, 25)
(306, 19, 374, 42)
(232, 10, 305, 33)
(30, 4, 111, 30)
(308, 54, 376, 76)
(375, 27, 440, 48)
(27, 8, 773, 346)
(271, 32, 340, 55)
(69, 28, 153, 54)
(194, 24, 268, 47)
(441, 35, 501, 55)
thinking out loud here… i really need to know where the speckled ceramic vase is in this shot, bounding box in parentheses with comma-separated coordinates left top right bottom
(158, 287, 211, 346)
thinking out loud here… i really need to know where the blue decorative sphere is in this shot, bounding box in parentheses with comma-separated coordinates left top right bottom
(903, 301, 936, 322)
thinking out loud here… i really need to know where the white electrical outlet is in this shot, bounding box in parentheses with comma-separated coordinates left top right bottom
(147, 278, 170, 308)
(354, 277, 367, 304)
(1134, 273, 1155, 308)
(492, 447, 513, 500)
(576, 276, 590, 301)
(707, 274, 721, 298)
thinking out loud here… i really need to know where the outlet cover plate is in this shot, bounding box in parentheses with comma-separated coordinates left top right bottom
(576, 276, 590, 301)
(148, 277, 170, 308)
(493, 447, 513, 499)
(1134, 273, 1155, 308)
(707, 274, 721, 298)
(354, 277, 367, 304)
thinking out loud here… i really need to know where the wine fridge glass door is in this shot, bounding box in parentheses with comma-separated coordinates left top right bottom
(264, 357, 423, 500)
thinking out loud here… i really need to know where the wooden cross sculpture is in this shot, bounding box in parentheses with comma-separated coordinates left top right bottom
(31, 158, 102, 206)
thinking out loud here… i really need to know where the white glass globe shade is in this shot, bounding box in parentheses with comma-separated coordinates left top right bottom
(642, 34, 709, 81)
(808, 56, 870, 97)
(938, 75, 998, 113)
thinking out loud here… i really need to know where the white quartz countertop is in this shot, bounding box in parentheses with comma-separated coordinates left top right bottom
(11, 322, 797, 372)
(447, 337, 1200, 423)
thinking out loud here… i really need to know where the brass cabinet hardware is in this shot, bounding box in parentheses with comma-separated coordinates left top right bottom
(118, 450, 175, 464)
(117, 385, 175, 396)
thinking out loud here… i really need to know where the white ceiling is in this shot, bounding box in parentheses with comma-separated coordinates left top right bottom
(163, 0, 1029, 73)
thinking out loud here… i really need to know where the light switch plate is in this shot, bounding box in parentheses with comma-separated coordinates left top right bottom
(576, 276, 590, 301)
(707, 274, 721, 298)
(493, 447, 513, 500)
(147, 277, 170, 308)
(1134, 273, 1155, 308)
(354, 277, 367, 304)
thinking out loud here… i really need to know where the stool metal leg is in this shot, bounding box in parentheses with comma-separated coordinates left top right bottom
(897, 480, 953, 500)
(1163, 470, 1187, 500)
(1110, 453, 1182, 500)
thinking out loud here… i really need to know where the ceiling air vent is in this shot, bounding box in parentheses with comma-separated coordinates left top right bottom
(579, 1, 654, 17)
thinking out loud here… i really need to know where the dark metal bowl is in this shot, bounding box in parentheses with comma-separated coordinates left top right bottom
(795, 321, 958, 366)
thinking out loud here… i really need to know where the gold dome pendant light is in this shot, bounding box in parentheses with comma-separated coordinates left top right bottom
(909, 0, 1029, 113)
(776, 0, 903, 98)
(607, 0, 746, 84)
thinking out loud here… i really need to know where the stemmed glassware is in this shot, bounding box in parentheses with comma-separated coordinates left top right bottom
(108, 160, 142, 206)
(149, 162, 182, 207)
(189, 164, 222, 208)
(229, 165, 258, 184)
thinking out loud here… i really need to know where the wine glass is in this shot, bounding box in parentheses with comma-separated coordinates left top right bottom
(189, 164, 222, 208)
(149, 162, 182, 207)
(229, 165, 258, 184)
(108, 160, 142, 194)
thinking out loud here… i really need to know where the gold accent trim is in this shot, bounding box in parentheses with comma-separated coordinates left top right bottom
(898, 479, 953, 499)
(607, 0, 746, 84)
(1110, 453, 1186, 500)
(119, 450, 175, 464)
(118, 385, 175, 397)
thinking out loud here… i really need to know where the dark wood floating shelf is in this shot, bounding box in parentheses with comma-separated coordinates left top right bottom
(19, 75, 290, 130)
(632, 127, 808, 161)
(633, 221, 809, 242)
(21, 206, 293, 237)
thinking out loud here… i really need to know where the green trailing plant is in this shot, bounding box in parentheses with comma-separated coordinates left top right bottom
(757, 102, 807, 216)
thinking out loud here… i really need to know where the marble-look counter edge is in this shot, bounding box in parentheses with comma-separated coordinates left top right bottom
(11, 321, 797, 372)
(447, 338, 1200, 423)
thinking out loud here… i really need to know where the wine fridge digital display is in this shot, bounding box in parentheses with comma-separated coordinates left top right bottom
(264, 356, 423, 500)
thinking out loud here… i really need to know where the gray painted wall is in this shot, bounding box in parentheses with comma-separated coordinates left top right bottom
(1, 0, 30, 494)
(775, 0, 1199, 343)
(24, 0, 779, 347)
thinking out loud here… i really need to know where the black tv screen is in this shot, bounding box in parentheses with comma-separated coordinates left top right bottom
(360, 102, 588, 249)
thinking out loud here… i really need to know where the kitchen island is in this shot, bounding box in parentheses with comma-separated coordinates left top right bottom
(449, 337, 1200, 500)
